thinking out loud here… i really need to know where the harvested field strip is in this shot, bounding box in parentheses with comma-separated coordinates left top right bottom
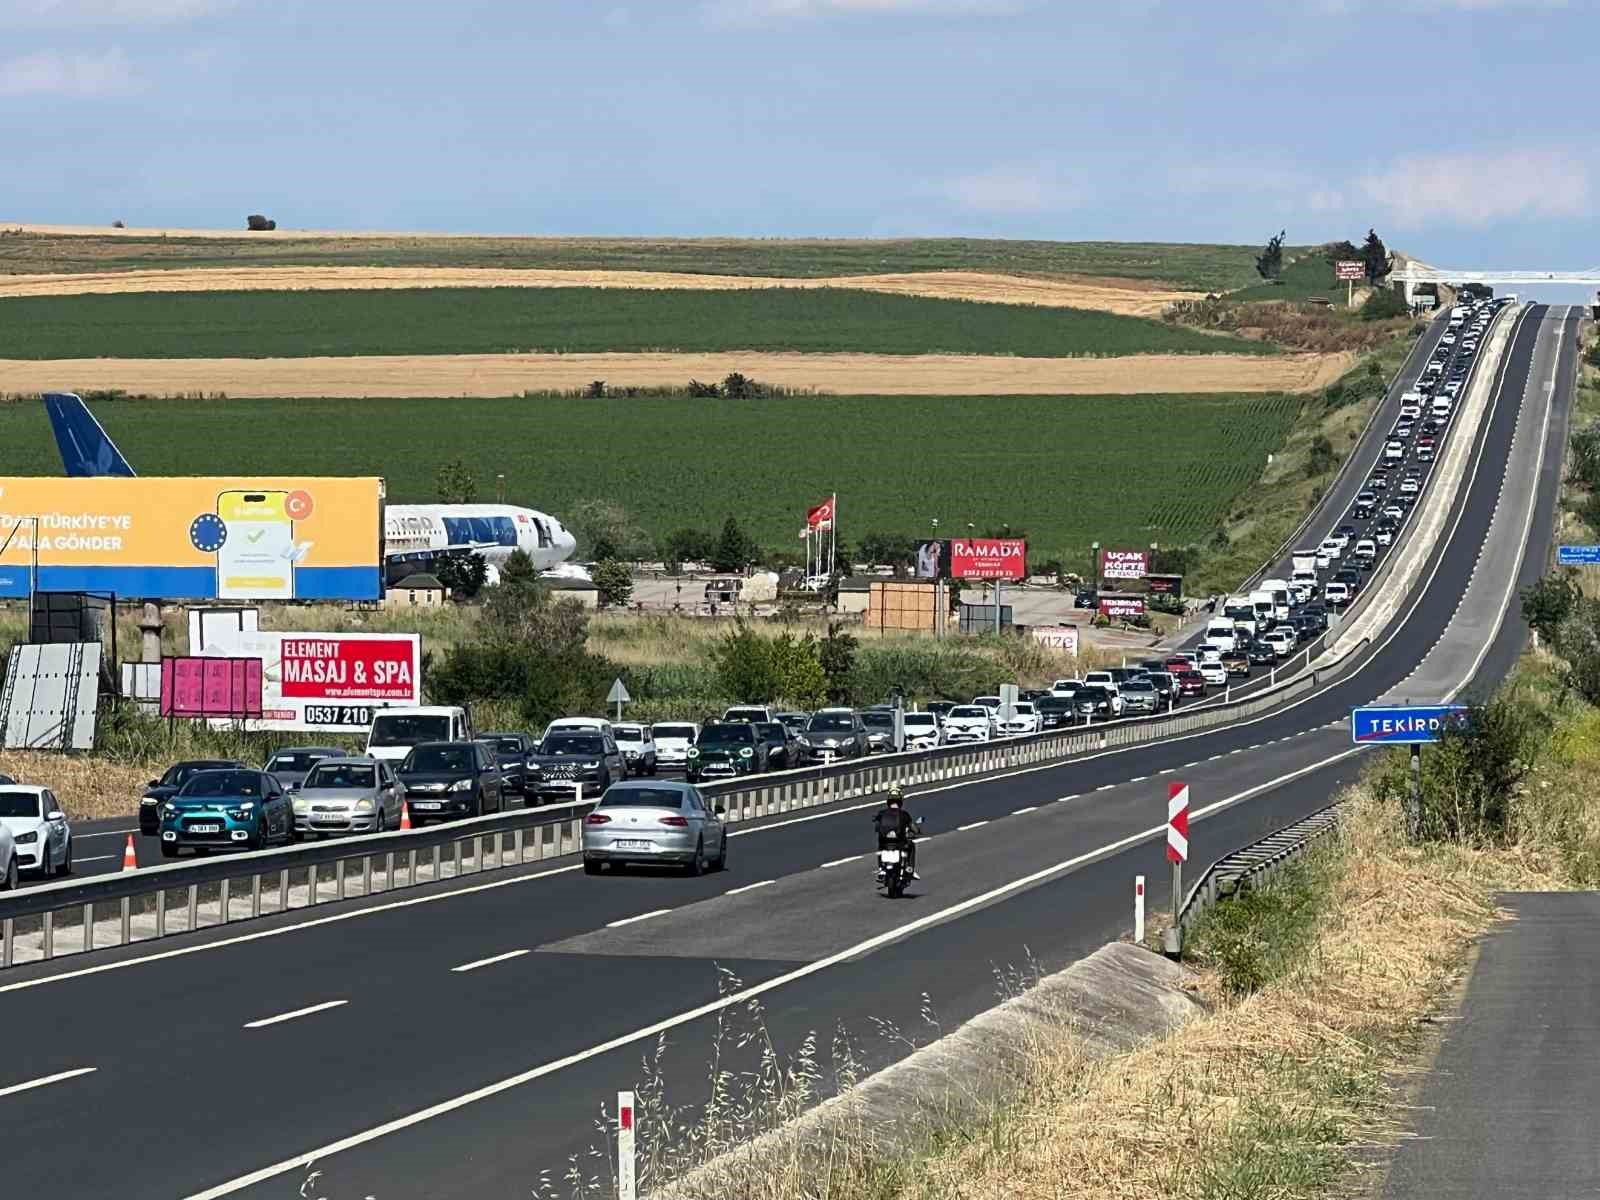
(0, 349, 1351, 398)
(0, 226, 1267, 290)
(0, 391, 1302, 558)
(0, 267, 1203, 317)
(0, 287, 1267, 360)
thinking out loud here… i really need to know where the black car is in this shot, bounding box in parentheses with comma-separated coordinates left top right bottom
(1292, 614, 1322, 641)
(140, 758, 249, 834)
(528, 730, 628, 801)
(1246, 640, 1278, 666)
(398, 740, 505, 822)
(1074, 685, 1114, 719)
(757, 722, 799, 770)
(481, 731, 539, 797)
(1035, 696, 1077, 729)
(1301, 604, 1330, 631)
(926, 701, 958, 723)
(1332, 569, 1362, 595)
(775, 712, 810, 737)
(1074, 588, 1099, 610)
(1335, 524, 1359, 542)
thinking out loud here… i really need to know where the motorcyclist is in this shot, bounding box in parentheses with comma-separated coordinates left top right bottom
(873, 785, 921, 880)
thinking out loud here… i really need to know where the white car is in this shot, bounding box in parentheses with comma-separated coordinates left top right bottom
(1383, 440, 1404, 462)
(1399, 477, 1420, 497)
(1318, 537, 1342, 563)
(902, 712, 942, 751)
(1328, 530, 1352, 551)
(1196, 642, 1223, 664)
(543, 716, 613, 740)
(651, 721, 701, 772)
(1399, 402, 1422, 420)
(1325, 581, 1351, 606)
(999, 702, 1040, 737)
(723, 705, 776, 725)
(0, 784, 71, 879)
(0, 818, 14, 889)
(1048, 678, 1082, 697)
(943, 706, 994, 743)
(1198, 660, 1227, 687)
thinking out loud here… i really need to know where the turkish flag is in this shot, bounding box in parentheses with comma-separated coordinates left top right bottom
(806, 495, 835, 529)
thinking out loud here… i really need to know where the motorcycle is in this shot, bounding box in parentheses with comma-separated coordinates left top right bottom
(876, 841, 907, 898)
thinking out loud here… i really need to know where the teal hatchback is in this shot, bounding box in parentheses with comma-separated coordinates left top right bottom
(159, 769, 294, 858)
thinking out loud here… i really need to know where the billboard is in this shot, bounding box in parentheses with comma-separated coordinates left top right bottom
(1100, 548, 1149, 582)
(0, 477, 383, 601)
(915, 540, 944, 580)
(160, 657, 264, 720)
(1147, 573, 1184, 596)
(950, 538, 1026, 581)
(1335, 260, 1365, 281)
(194, 628, 421, 732)
(1099, 595, 1146, 619)
(1030, 625, 1080, 656)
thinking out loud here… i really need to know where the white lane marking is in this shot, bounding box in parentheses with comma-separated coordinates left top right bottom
(243, 1000, 348, 1029)
(451, 950, 530, 974)
(1095, 784, 1115, 792)
(1011, 806, 1037, 815)
(957, 820, 989, 831)
(725, 880, 773, 895)
(1055, 794, 1077, 803)
(0, 1066, 97, 1100)
(75, 828, 137, 840)
(1128, 775, 1147, 783)
(820, 855, 860, 869)
(179, 742, 1370, 1200)
(1158, 768, 1174, 775)
(73, 854, 119, 864)
(605, 908, 673, 929)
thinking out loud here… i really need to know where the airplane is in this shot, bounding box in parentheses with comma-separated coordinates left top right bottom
(42, 392, 578, 584)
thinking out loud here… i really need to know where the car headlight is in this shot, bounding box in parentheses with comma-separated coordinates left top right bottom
(739, 748, 753, 758)
(449, 779, 473, 791)
(796, 735, 811, 746)
(227, 808, 254, 820)
(355, 798, 375, 813)
(16, 830, 38, 844)
(141, 797, 158, 806)
(293, 798, 308, 813)
(687, 748, 700, 758)
(164, 804, 178, 817)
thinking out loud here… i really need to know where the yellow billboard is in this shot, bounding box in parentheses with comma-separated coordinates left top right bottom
(0, 477, 383, 600)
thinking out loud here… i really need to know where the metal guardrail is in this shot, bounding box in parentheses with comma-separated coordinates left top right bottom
(0, 632, 1364, 969)
(1176, 801, 1344, 931)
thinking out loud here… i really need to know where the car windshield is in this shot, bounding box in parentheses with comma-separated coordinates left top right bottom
(266, 751, 330, 773)
(369, 715, 449, 747)
(862, 712, 895, 730)
(1078, 687, 1108, 699)
(304, 764, 376, 789)
(950, 707, 987, 718)
(699, 725, 755, 748)
(601, 788, 689, 809)
(1038, 698, 1073, 712)
(1014, 702, 1036, 713)
(653, 725, 697, 741)
(0, 791, 43, 818)
(162, 760, 234, 787)
(807, 715, 855, 732)
(904, 715, 937, 729)
(404, 746, 476, 773)
(1123, 681, 1154, 693)
(724, 709, 767, 723)
(178, 771, 260, 798)
(541, 735, 604, 756)
(614, 727, 644, 742)
(489, 737, 525, 754)
(758, 723, 787, 739)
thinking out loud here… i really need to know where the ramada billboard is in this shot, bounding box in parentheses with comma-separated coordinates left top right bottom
(950, 538, 1026, 581)
(1100, 548, 1150, 581)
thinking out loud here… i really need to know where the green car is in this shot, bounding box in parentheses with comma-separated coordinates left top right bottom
(686, 722, 764, 783)
(159, 768, 295, 858)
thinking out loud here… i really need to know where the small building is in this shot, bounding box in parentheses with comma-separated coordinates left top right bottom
(385, 573, 448, 609)
(545, 579, 600, 610)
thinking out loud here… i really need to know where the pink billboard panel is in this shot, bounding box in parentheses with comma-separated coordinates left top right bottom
(160, 656, 264, 719)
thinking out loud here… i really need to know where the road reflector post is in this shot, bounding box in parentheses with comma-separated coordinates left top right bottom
(1164, 782, 1189, 959)
(1134, 875, 1145, 944)
(618, 1090, 636, 1200)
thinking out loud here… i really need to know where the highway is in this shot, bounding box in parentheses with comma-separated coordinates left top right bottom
(0, 306, 1579, 1199)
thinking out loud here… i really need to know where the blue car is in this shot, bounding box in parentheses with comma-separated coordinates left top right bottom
(159, 769, 295, 858)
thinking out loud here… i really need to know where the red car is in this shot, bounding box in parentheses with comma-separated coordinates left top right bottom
(1177, 670, 1207, 698)
(1165, 656, 1193, 676)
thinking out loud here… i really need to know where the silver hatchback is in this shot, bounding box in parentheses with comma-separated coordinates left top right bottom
(292, 757, 402, 837)
(582, 780, 727, 875)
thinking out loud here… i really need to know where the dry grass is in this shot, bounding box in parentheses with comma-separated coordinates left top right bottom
(0, 349, 1352, 399)
(0, 750, 154, 821)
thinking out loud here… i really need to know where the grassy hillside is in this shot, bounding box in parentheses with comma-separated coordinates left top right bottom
(0, 287, 1274, 360)
(0, 391, 1300, 562)
(1228, 252, 1353, 304)
(0, 232, 1266, 291)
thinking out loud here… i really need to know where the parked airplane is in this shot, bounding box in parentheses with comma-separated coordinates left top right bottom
(42, 392, 577, 582)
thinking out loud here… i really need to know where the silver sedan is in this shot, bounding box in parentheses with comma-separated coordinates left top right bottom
(292, 757, 403, 837)
(582, 780, 727, 876)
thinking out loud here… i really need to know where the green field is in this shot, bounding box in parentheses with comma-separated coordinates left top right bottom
(0, 392, 1302, 561)
(0, 287, 1274, 360)
(0, 232, 1270, 291)
(1228, 252, 1355, 304)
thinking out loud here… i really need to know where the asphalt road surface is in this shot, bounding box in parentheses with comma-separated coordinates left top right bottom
(0, 306, 1577, 1200)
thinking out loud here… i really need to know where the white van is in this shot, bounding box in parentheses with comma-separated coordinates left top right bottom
(1259, 579, 1293, 621)
(1205, 619, 1237, 653)
(543, 716, 614, 741)
(1290, 568, 1318, 599)
(1291, 550, 1319, 576)
(1223, 601, 1259, 638)
(1432, 396, 1452, 418)
(366, 705, 475, 764)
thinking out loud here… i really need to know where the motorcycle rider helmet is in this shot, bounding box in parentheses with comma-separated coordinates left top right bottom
(887, 785, 905, 806)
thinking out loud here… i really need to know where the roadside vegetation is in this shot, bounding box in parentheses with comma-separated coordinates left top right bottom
(0, 229, 1267, 290)
(0, 286, 1271, 361)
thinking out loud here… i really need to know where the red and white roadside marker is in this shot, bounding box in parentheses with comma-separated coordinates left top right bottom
(1167, 782, 1190, 864)
(618, 1091, 636, 1200)
(1134, 875, 1146, 943)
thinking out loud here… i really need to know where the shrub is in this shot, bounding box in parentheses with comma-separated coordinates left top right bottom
(1570, 424, 1600, 490)
(592, 560, 633, 608)
(1521, 571, 1580, 644)
(1360, 288, 1409, 321)
(1187, 851, 1332, 997)
(1305, 434, 1336, 478)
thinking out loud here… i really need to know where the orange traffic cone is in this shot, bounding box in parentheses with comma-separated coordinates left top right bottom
(121, 834, 137, 871)
(399, 802, 412, 831)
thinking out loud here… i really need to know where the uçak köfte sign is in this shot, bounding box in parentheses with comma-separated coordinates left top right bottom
(1099, 548, 1150, 581)
(949, 538, 1026, 581)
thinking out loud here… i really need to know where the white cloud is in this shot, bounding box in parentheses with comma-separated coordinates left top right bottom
(1359, 149, 1591, 227)
(1169, 162, 1347, 215)
(0, 46, 136, 95)
(0, 0, 226, 28)
(706, 0, 1026, 24)
(941, 164, 1081, 215)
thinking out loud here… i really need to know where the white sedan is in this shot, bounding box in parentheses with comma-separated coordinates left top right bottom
(942, 706, 994, 743)
(1318, 537, 1343, 563)
(999, 702, 1041, 737)
(1198, 660, 1228, 687)
(0, 785, 71, 879)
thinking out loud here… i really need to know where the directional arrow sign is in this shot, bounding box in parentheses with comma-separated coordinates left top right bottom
(606, 678, 631, 706)
(1350, 704, 1468, 745)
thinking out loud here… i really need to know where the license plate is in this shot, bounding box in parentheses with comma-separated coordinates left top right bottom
(413, 801, 442, 811)
(189, 823, 221, 834)
(879, 850, 901, 864)
(616, 840, 653, 850)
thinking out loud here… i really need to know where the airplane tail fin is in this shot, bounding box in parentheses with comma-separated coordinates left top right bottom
(44, 392, 136, 477)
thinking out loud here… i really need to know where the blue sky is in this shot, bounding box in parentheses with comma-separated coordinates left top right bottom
(2, 0, 1596, 279)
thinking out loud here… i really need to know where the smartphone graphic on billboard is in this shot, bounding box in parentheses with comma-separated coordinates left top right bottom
(215, 490, 294, 599)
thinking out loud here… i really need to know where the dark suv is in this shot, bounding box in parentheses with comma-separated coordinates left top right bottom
(481, 731, 540, 798)
(398, 741, 504, 822)
(687, 722, 767, 782)
(757, 722, 799, 770)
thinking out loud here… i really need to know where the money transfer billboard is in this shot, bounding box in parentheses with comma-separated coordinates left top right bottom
(0, 477, 383, 601)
